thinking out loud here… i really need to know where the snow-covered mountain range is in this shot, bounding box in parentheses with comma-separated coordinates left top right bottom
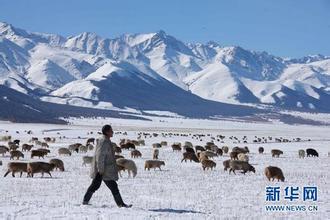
(1, 21, 330, 122)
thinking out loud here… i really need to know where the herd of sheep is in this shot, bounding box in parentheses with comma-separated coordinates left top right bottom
(0, 130, 327, 183)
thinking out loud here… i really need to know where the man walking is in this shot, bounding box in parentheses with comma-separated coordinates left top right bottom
(83, 124, 131, 208)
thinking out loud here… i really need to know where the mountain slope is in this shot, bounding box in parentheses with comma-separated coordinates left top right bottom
(0, 85, 149, 123)
(45, 61, 263, 118)
(0, 21, 330, 120)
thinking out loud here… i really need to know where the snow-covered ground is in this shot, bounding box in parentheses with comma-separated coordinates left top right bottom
(0, 117, 329, 219)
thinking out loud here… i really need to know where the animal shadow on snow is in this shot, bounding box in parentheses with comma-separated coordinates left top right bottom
(29, 176, 63, 179)
(149, 208, 206, 214)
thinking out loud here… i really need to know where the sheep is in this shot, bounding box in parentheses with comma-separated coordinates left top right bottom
(265, 166, 285, 182)
(36, 148, 50, 155)
(44, 137, 55, 143)
(201, 150, 217, 158)
(49, 159, 65, 171)
(138, 140, 145, 146)
(238, 153, 249, 162)
(22, 144, 33, 152)
(58, 148, 72, 156)
(114, 146, 122, 154)
(4, 162, 29, 177)
(230, 151, 239, 160)
(86, 138, 95, 145)
(210, 145, 219, 153)
(0, 145, 9, 156)
(43, 137, 52, 142)
(152, 143, 162, 148)
(30, 137, 38, 143)
(87, 144, 94, 151)
(130, 140, 140, 146)
(232, 146, 249, 154)
(222, 146, 229, 154)
(27, 162, 55, 178)
(184, 141, 193, 148)
(229, 160, 255, 175)
(258, 147, 264, 154)
(171, 144, 182, 152)
(9, 144, 19, 151)
(216, 148, 223, 156)
(116, 158, 137, 178)
(111, 142, 119, 149)
(82, 156, 93, 166)
(13, 140, 20, 145)
(201, 159, 216, 171)
(197, 152, 209, 162)
(271, 149, 283, 158)
(79, 145, 88, 153)
(10, 150, 24, 160)
(223, 159, 231, 171)
(298, 149, 305, 158)
(195, 145, 205, 152)
(153, 149, 159, 159)
(31, 150, 48, 159)
(205, 145, 213, 151)
(41, 142, 49, 148)
(205, 142, 214, 147)
(160, 141, 168, 146)
(306, 148, 319, 157)
(120, 142, 135, 150)
(68, 143, 81, 153)
(35, 140, 43, 146)
(144, 160, 165, 171)
(131, 149, 142, 158)
(185, 147, 195, 154)
(0, 135, 11, 141)
(181, 152, 199, 163)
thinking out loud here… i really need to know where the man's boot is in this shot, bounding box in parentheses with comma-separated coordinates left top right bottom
(113, 193, 132, 208)
(82, 191, 93, 205)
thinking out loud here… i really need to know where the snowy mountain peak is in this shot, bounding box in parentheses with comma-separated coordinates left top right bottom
(206, 41, 221, 48)
(1, 21, 330, 114)
(0, 21, 28, 37)
(288, 54, 329, 64)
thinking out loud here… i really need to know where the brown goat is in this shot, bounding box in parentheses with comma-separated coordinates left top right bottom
(4, 162, 29, 177)
(223, 159, 231, 171)
(37, 148, 50, 155)
(153, 149, 159, 159)
(181, 152, 199, 163)
(131, 149, 142, 158)
(10, 150, 24, 160)
(31, 150, 47, 159)
(58, 148, 72, 156)
(265, 166, 285, 182)
(49, 159, 65, 171)
(144, 160, 165, 171)
(27, 162, 55, 178)
(201, 159, 216, 171)
(222, 146, 229, 154)
(0, 145, 9, 156)
(22, 144, 34, 152)
(230, 151, 239, 160)
(171, 144, 182, 152)
(271, 149, 283, 158)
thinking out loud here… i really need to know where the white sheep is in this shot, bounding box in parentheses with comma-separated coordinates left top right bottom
(238, 153, 249, 162)
(298, 149, 305, 158)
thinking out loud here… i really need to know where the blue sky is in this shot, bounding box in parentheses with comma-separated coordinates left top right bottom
(1, 0, 329, 58)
